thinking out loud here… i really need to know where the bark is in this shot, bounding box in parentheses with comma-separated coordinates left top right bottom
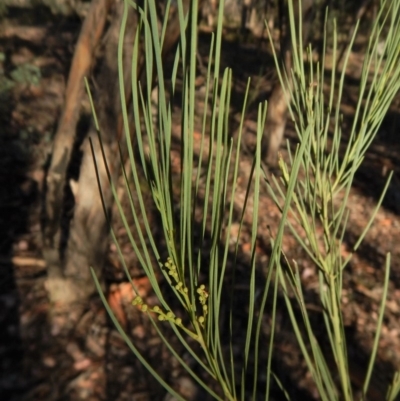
(43, 0, 191, 334)
(45, 0, 137, 314)
(58, 0, 138, 302)
(43, 0, 111, 288)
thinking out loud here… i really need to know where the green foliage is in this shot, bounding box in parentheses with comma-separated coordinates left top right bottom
(0, 3, 7, 18)
(10, 63, 41, 85)
(89, 0, 400, 399)
(267, 2, 400, 399)
(0, 58, 41, 95)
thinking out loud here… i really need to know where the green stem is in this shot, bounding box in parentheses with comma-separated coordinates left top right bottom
(192, 320, 236, 401)
(329, 273, 352, 401)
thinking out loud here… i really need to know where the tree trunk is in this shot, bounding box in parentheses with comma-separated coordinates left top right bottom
(43, 0, 111, 291)
(43, 0, 190, 335)
(43, 0, 139, 334)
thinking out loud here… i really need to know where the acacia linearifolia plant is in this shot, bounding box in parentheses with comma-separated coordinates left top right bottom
(88, 0, 400, 399)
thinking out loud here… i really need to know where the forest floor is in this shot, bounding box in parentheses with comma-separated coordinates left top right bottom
(1, 4, 400, 401)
